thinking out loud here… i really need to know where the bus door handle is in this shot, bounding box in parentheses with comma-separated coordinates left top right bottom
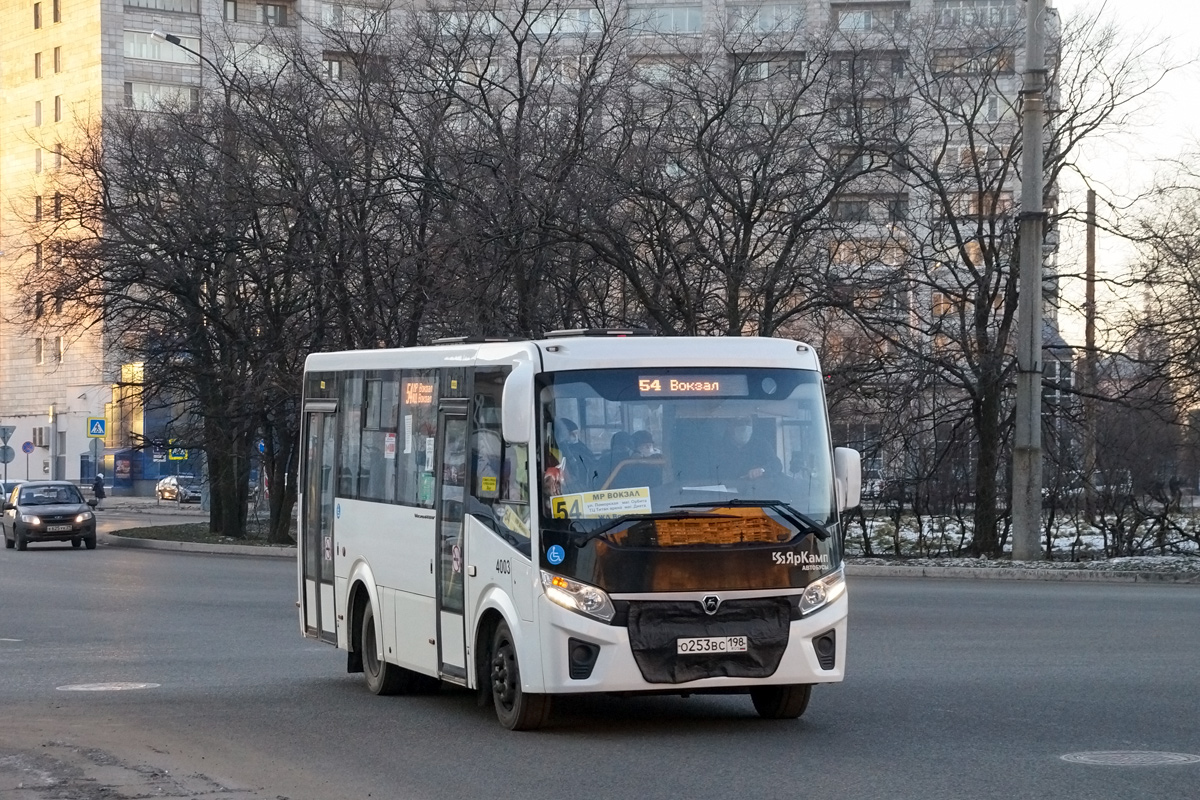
(467, 566, 477, 577)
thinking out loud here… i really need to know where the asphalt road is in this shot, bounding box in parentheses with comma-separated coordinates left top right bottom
(1, 542, 1197, 800)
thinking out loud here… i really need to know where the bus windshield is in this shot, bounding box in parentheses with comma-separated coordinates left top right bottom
(538, 367, 835, 533)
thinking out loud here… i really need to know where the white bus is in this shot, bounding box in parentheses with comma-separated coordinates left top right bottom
(298, 331, 860, 730)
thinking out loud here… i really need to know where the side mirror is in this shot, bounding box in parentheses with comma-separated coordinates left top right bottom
(3, 502, 13, 511)
(501, 360, 536, 445)
(87, 499, 98, 508)
(833, 447, 862, 511)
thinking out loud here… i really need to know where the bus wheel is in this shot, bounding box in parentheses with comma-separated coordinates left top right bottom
(490, 621, 551, 731)
(361, 603, 409, 695)
(751, 684, 812, 719)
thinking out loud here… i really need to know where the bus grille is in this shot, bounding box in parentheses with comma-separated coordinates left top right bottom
(626, 598, 790, 684)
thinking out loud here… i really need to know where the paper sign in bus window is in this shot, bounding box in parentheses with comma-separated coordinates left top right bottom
(552, 487, 652, 519)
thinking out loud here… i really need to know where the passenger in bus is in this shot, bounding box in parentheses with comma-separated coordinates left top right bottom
(631, 430, 660, 457)
(607, 431, 634, 474)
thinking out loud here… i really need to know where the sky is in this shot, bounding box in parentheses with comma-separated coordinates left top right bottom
(1049, 0, 1200, 344)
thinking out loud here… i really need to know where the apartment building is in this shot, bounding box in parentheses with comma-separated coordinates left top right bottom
(0, 0, 1059, 490)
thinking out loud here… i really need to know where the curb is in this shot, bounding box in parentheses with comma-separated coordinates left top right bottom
(102, 532, 296, 559)
(846, 563, 1200, 584)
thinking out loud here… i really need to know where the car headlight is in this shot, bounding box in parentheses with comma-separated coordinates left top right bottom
(798, 564, 847, 616)
(20, 514, 41, 525)
(75, 512, 94, 523)
(541, 571, 616, 623)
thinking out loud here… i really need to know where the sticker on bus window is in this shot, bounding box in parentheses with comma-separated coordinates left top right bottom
(551, 487, 652, 519)
(384, 432, 397, 460)
(480, 476, 497, 493)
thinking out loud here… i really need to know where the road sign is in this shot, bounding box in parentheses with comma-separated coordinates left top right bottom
(21, 441, 34, 455)
(87, 418, 106, 438)
(0, 425, 14, 445)
(169, 447, 187, 461)
(0, 446, 13, 465)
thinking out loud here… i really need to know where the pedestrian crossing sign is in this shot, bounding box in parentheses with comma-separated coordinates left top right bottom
(87, 418, 106, 438)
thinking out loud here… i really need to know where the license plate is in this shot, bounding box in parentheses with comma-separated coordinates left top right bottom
(677, 636, 748, 654)
(45, 525, 72, 532)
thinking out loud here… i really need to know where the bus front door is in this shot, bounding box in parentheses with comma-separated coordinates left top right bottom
(435, 409, 469, 679)
(301, 410, 338, 644)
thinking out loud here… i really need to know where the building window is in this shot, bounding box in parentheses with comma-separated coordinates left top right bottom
(35, 148, 43, 173)
(35, 100, 43, 126)
(36, 339, 45, 365)
(53, 0, 61, 23)
(833, 199, 870, 222)
(35, 196, 43, 221)
(124, 31, 202, 63)
(54, 46, 61, 73)
(935, 0, 1015, 27)
(35, 292, 45, 320)
(35, 52, 42, 78)
(125, 0, 201, 10)
(630, 4, 703, 35)
(836, 5, 907, 32)
(259, 3, 287, 25)
(54, 95, 62, 121)
(729, 3, 803, 33)
(54, 193, 62, 218)
(54, 143, 62, 168)
(323, 56, 343, 81)
(35, 2, 42, 28)
(54, 336, 64, 363)
(124, 81, 202, 111)
(224, 0, 238, 20)
(888, 195, 909, 222)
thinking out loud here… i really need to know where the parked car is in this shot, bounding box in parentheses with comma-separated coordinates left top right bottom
(2, 480, 98, 550)
(156, 474, 200, 503)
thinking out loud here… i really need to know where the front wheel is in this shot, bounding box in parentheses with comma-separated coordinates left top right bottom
(83, 535, 97, 550)
(751, 684, 812, 719)
(71, 537, 82, 548)
(15, 528, 28, 551)
(490, 621, 551, 730)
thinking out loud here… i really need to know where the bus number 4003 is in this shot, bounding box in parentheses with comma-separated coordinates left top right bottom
(496, 559, 511, 574)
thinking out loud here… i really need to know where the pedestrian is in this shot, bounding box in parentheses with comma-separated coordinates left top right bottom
(92, 472, 106, 510)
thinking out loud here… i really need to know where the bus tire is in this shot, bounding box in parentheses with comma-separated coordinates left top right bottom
(490, 621, 550, 731)
(361, 602, 411, 695)
(751, 684, 812, 719)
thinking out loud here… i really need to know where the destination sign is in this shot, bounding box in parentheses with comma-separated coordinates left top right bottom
(403, 380, 435, 406)
(637, 375, 749, 397)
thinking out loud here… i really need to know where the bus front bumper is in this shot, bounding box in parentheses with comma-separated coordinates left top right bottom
(535, 592, 847, 694)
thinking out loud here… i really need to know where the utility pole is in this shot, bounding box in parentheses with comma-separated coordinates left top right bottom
(1012, 0, 1047, 561)
(1083, 189, 1098, 517)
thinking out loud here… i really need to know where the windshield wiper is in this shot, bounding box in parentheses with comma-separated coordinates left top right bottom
(671, 499, 830, 541)
(569, 510, 737, 545)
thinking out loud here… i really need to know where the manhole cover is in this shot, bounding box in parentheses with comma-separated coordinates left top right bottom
(57, 682, 160, 691)
(1061, 751, 1200, 766)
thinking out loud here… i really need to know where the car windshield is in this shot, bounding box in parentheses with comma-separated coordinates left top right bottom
(19, 486, 84, 505)
(538, 367, 836, 534)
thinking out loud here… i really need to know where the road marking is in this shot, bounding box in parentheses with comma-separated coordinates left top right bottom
(0, 638, 21, 642)
(1061, 751, 1200, 766)
(56, 682, 161, 691)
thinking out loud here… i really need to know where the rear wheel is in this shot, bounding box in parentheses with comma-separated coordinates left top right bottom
(83, 535, 97, 550)
(751, 684, 812, 719)
(490, 621, 551, 730)
(361, 602, 414, 695)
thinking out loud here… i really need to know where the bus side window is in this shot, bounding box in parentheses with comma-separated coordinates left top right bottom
(471, 368, 530, 546)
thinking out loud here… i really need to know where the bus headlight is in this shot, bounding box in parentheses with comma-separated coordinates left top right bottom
(798, 565, 846, 616)
(541, 571, 616, 623)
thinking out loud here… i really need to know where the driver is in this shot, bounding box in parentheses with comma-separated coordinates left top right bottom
(726, 417, 781, 481)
